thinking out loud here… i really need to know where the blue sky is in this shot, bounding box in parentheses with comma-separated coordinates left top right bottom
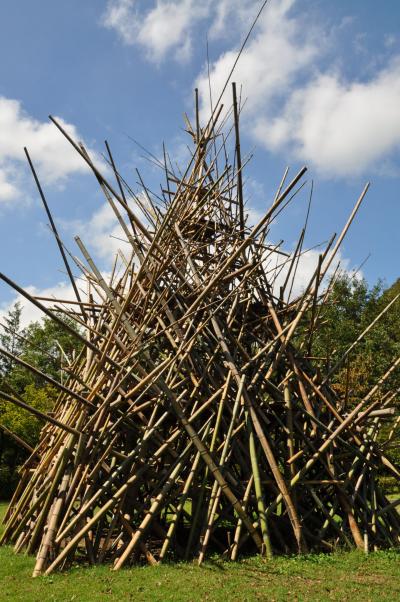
(0, 0, 399, 323)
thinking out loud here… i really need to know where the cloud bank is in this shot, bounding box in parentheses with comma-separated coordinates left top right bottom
(103, 0, 400, 178)
(0, 97, 98, 203)
(196, 1, 400, 178)
(257, 59, 400, 177)
(102, 0, 210, 63)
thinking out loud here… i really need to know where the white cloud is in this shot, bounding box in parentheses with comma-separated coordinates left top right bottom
(101, 1, 400, 178)
(196, 0, 318, 121)
(193, 1, 400, 178)
(384, 34, 396, 49)
(0, 166, 19, 201)
(102, 0, 210, 63)
(0, 281, 78, 329)
(64, 195, 152, 267)
(254, 59, 400, 177)
(0, 96, 99, 203)
(206, 0, 260, 40)
(101, 0, 138, 45)
(71, 202, 129, 262)
(270, 247, 353, 301)
(101, 0, 266, 64)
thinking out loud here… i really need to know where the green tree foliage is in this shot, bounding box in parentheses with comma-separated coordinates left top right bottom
(311, 274, 400, 487)
(0, 306, 82, 497)
(0, 302, 24, 377)
(311, 275, 400, 402)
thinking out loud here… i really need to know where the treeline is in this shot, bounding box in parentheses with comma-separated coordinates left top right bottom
(312, 275, 400, 403)
(310, 275, 400, 485)
(0, 304, 81, 497)
(0, 275, 399, 498)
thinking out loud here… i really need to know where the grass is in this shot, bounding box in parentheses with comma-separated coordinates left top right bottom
(1, 502, 399, 602)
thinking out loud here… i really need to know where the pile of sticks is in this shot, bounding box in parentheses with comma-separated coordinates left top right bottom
(1, 85, 399, 576)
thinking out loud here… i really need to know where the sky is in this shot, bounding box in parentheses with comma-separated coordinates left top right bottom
(0, 0, 399, 324)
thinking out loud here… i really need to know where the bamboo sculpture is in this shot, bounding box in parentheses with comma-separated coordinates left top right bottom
(0, 84, 399, 576)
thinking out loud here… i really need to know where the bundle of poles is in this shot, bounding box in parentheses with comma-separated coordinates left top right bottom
(0, 84, 399, 577)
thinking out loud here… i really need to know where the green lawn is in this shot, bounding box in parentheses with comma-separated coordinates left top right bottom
(1, 502, 399, 602)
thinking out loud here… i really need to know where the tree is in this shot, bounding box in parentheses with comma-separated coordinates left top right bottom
(311, 275, 400, 488)
(0, 305, 82, 497)
(0, 302, 24, 378)
(311, 275, 399, 402)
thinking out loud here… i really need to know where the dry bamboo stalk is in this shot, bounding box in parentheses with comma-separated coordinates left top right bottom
(0, 83, 398, 575)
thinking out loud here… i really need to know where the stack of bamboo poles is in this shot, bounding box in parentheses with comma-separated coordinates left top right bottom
(0, 85, 399, 576)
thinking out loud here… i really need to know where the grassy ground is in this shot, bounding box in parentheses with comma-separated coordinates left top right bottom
(1, 502, 399, 602)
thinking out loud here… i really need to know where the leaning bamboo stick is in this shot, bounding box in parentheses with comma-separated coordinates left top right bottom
(0, 80, 398, 574)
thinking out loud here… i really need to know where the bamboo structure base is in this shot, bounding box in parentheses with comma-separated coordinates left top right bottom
(0, 85, 399, 576)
